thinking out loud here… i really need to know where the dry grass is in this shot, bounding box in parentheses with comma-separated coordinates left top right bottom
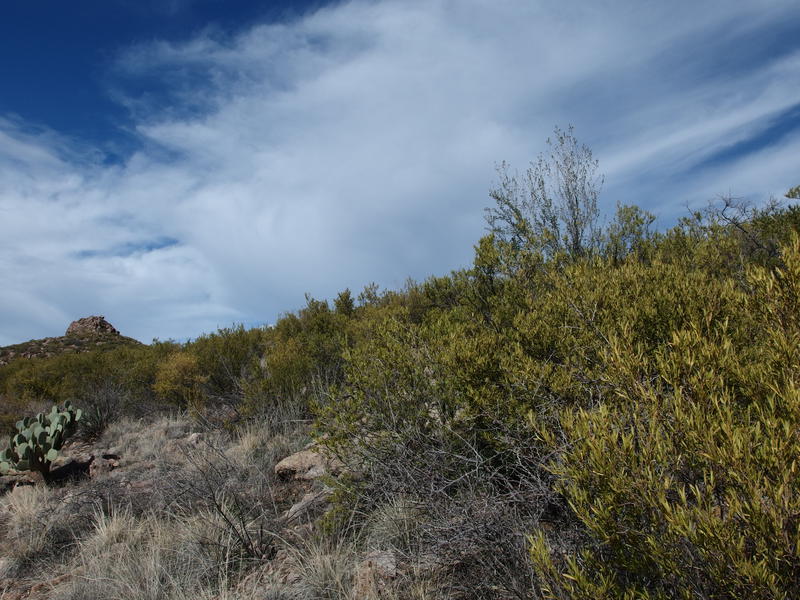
(288, 536, 356, 600)
(98, 414, 195, 465)
(0, 485, 56, 575)
(48, 403, 323, 600)
(363, 497, 425, 555)
(0, 482, 86, 580)
(226, 423, 305, 475)
(57, 510, 228, 600)
(311, 413, 552, 599)
(2, 400, 518, 600)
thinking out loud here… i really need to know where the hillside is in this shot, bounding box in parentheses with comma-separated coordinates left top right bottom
(1, 170, 799, 597)
(0, 317, 143, 439)
(0, 316, 141, 367)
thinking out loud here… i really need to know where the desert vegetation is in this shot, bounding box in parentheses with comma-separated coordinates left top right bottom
(1, 129, 798, 599)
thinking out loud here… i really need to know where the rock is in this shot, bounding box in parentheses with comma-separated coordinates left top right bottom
(89, 454, 120, 479)
(65, 316, 120, 337)
(47, 456, 93, 483)
(283, 488, 333, 522)
(274, 447, 345, 481)
(0, 472, 43, 495)
(353, 550, 398, 599)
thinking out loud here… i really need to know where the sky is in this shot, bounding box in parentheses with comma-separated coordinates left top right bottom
(1, 0, 799, 345)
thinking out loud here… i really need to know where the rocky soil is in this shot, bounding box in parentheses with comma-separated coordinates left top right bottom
(0, 415, 405, 600)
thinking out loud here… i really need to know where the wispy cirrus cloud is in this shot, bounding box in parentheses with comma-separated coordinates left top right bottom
(1, 0, 798, 345)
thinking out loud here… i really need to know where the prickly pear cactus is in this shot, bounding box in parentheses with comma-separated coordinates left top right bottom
(0, 400, 82, 480)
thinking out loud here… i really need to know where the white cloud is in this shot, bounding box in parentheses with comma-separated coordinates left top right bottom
(1, 0, 799, 344)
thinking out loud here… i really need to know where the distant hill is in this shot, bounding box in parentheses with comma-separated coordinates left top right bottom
(0, 316, 141, 367)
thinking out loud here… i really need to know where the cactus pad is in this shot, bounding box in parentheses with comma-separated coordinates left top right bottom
(0, 402, 82, 480)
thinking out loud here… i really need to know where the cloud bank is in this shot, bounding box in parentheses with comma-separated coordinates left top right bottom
(1, 0, 799, 344)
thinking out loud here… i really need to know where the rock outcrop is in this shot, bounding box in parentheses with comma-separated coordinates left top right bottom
(65, 316, 120, 337)
(0, 316, 139, 367)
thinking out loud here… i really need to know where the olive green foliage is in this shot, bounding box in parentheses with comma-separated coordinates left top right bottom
(334, 288, 355, 317)
(604, 202, 656, 264)
(313, 147, 800, 597)
(0, 342, 174, 408)
(239, 296, 350, 415)
(787, 185, 800, 199)
(186, 325, 265, 405)
(0, 341, 173, 437)
(0, 401, 82, 480)
(152, 351, 208, 411)
(528, 233, 800, 599)
(0, 304, 353, 429)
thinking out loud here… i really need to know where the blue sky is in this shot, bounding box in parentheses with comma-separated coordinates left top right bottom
(0, 1, 322, 159)
(1, 0, 799, 345)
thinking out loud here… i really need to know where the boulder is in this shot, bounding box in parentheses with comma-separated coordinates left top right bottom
(65, 316, 119, 337)
(274, 447, 345, 481)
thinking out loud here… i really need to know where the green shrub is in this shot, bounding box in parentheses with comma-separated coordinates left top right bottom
(528, 234, 800, 599)
(0, 341, 175, 418)
(314, 165, 800, 597)
(152, 351, 208, 412)
(185, 324, 266, 408)
(240, 296, 352, 415)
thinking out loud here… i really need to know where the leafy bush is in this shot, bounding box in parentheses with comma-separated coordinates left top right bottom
(526, 234, 800, 599)
(0, 341, 175, 419)
(186, 324, 266, 408)
(240, 296, 352, 416)
(312, 129, 800, 596)
(153, 351, 208, 412)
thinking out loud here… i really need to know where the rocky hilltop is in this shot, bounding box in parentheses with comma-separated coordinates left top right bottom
(0, 316, 140, 367)
(64, 316, 120, 337)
